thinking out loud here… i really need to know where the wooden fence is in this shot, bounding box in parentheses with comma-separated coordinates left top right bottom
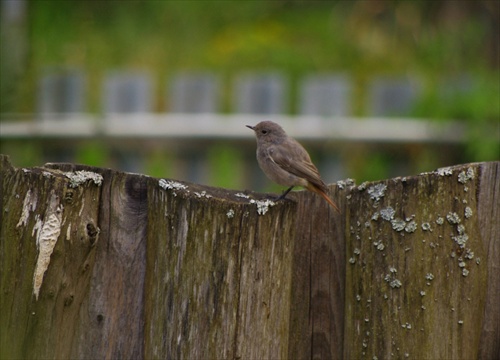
(0, 154, 498, 359)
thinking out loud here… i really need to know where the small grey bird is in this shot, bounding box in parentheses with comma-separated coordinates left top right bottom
(247, 121, 340, 212)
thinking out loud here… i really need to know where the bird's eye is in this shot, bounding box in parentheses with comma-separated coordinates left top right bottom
(261, 130, 268, 135)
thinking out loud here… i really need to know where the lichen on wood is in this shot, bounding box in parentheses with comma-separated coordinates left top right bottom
(344, 163, 498, 360)
(1, 154, 498, 360)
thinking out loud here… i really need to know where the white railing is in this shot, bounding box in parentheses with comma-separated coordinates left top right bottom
(0, 114, 465, 143)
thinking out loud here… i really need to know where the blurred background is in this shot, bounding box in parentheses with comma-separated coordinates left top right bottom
(1, 0, 499, 192)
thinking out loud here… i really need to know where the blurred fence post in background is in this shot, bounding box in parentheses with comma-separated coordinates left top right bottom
(366, 76, 420, 117)
(167, 72, 222, 185)
(233, 72, 288, 115)
(102, 71, 153, 172)
(35, 68, 87, 163)
(364, 76, 421, 177)
(168, 72, 221, 113)
(38, 69, 86, 117)
(299, 74, 353, 117)
(298, 73, 353, 184)
(103, 71, 153, 113)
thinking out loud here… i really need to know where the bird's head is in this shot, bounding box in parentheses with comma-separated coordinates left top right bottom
(246, 121, 286, 144)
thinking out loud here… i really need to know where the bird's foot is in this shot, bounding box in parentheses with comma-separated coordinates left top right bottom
(273, 186, 294, 202)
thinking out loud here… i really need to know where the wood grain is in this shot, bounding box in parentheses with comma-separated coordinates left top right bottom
(1, 154, 498, 359)
(343, 163, 497, 359)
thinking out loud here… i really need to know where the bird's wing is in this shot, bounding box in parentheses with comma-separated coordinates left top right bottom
(268, 139, 327, 190)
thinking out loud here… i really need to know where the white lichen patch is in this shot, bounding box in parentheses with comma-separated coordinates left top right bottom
(336, 178, 355, 189)
(390, 279, 402, 288)
(16, 189, 38, 227)
(367, 183, 387, 202)
(405, 220, 417, 233)
(464, 207, 473, 219)
(65, 170, 103, 188)
(421, 222, 432, 231)
(452, 233, 469, 247)
(380, 206, 396, 221)
(401, 322, 412, 330)
(436, 167, 453, 176)
(384, 271, 402, 288)
(446, 212, 461, 224)
(33, 193, 63, 300)
(373, 240, 385, 251)
(458, 167, 475, 184)
(436, 217, 444, 225)
(159, 179, 187, 191)
(357, 182, 368, 191)
(159, 179, 189, 196)
(226, 209, 235, 218)
(391, 218, 406, 232)
(194, 190, 212, 199)
(235, 192, 250, 199)
(250, 199, 275, 215)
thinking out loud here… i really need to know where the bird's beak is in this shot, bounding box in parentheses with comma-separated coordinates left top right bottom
(246, 125, 254, 130)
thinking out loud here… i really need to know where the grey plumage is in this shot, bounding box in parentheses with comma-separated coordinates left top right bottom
(247, 121, 339, 211)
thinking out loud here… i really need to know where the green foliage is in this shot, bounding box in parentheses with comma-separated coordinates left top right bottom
(2, 1, 498, 180)
(74, 141, 109, 167)
(207, 145, 245, 190)
(144, 150, 175, 179)
(0, 141, 42, 168)
(353, 152, 391, 183)
(413, 72, 500, 161)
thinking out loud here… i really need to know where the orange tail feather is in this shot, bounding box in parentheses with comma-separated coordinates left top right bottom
(318, 189, 341, 213)
(308, 184, 340, 213)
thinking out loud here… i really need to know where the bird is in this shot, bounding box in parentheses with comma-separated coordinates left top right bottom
(247, 121, 340, 212)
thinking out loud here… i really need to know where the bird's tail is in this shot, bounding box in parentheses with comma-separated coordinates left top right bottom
(308, 183, 341, 213)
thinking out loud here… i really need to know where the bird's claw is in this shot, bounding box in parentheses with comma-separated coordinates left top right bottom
(273, 186, 295, 202)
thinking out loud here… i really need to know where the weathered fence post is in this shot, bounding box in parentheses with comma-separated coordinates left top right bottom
(143, 176, 297, 359)
(0, 154, 299, 359)
(343, 162, 499, 359)
(1, 154, 498, 359)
